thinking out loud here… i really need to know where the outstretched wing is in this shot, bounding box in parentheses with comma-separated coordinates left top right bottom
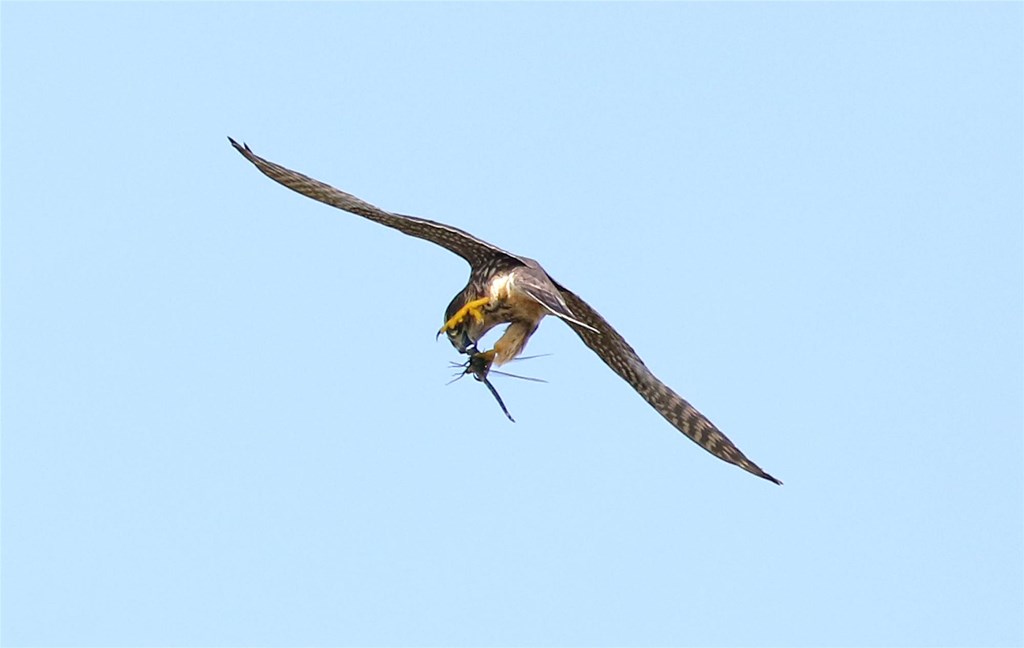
(229, 138, 523, 269)
(552, 280, 782, 485)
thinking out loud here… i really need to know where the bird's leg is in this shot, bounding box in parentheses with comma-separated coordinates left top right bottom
(478, 321, 539, 368)
(438, 296, 491, 335)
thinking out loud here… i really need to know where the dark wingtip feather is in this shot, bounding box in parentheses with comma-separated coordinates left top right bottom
(227, 136, 251, 155)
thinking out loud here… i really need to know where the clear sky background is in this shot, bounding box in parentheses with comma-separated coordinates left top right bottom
(3, 3, 1021, 647)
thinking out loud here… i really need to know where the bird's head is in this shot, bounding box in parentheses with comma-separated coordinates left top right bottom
(439, 293, 488, 354)
(442, 322, 475, 354)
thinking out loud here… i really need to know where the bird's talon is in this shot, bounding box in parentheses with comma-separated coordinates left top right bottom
(466, 349, 496, 381)
(439, 296, 491, 334)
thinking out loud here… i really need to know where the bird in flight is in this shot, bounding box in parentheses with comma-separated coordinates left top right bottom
(229, 138, 781, 485)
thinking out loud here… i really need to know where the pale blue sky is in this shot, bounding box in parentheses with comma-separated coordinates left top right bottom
(3, 2, 1022, 646)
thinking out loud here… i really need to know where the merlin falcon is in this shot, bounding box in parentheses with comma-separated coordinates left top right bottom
(229, 138, 781, 485)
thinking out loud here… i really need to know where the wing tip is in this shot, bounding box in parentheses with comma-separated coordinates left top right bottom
(227, 136, 252, 156)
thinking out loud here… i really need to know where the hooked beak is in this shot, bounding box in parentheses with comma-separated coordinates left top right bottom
(437, 327, 475, 355)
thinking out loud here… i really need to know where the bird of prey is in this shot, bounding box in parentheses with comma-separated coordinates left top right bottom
(229, 138, 781, 485)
